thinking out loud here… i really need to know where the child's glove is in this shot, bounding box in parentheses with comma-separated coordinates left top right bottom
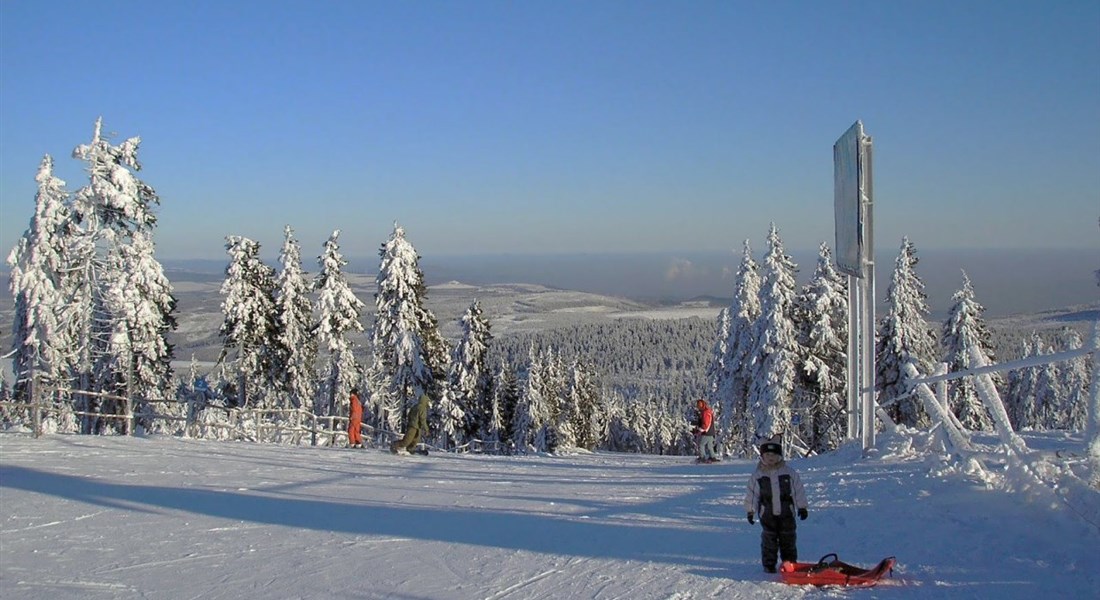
(798, 508, 808, 520)
(747, 512, 755, 524)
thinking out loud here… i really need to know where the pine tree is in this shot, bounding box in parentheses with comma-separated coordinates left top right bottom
(274, 225, 317, 410)
(451, 300, 493, 440)
(314, 230, 364, 417)
(1055, 327, 1089, 431)
(520, 346, 553, 451)
(705, 306, 731, 416)
(368, 223, 446, 429)
(1006, 335, 1041, 429)
(722, 240, 762, 456)
(875, 238, 936, 428)
(7, 155, 73, 406)
(68, 118, 176, 430)
(567, 361, 601, 450)
(511, 363, 539, 452)
(219, 236, 277, 408)
(1033, 339, 1061, 429)
(494, 362, 520, 450)
(434, 387, 465, 448)
(941, 271, 995, 431)
(747, 224, 800, 444)
(101, 230, 178, 429)
(793, 243, 848, 453)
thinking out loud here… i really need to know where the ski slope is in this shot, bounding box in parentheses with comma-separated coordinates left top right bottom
(1, 431, 1097, 599)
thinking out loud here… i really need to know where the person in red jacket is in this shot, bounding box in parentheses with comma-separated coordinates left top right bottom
(693, 398, 719, 463)
(347, 387, 364, 448)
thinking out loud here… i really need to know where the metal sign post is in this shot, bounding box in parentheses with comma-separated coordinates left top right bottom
(834, 121, 875, 451)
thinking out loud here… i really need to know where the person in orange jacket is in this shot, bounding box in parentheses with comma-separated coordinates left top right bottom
(693, 398, 719, 463)
(347, 387, 364, 448)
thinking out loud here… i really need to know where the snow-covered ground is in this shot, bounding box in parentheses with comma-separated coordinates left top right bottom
(1, 431, 1097, 600)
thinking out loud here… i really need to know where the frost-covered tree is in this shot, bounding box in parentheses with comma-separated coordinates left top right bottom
(1005, 335, 1041, 429)
(875, 238, 936, 428)
(450, 300, 493, 440)
(369, 223, 447, 430)
(314, 230, 364, 417)
(274, 225, 316, 410)
(746, 224, 799, 443)
(493, 362, 520, 449)
(722, 240, 762, 456)
(566, 360, 602, 450)
(67, 118, 176, 430)
(1055, 327, 1089, 431)
(7, 155, 73, 405)
(793, 242, 848, 453)
(941, 271, 995, 431)
(511, 368, 539, 452)
(100, 230, 177, 429)
(219, 236, 276, 408)
(434, 387, 465, 448)
(705, 306, 731, 412)
(1033, 339, 1061, 429)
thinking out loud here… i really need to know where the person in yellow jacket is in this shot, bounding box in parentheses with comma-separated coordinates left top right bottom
(390, 393, 430, 455)
(744, 435, 809, 573)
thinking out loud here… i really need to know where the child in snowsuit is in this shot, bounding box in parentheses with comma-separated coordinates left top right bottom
(347, 388, 364, 448)
(390, 393, 430, 454)
(744, 436, 809, 573)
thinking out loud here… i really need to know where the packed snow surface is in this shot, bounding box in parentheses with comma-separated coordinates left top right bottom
(1, 432, 1097, 599)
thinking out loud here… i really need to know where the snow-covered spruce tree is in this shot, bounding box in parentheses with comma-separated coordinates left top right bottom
(535, 347, 568, 452)
(875, 237, 936, 428)
(510, 367, 538, 452)
(1005, 334, 1041, 429)
(514, 345, 552, 452)
(7, 155, 73, 409)
(493, 362, 520, 450)
(793, 242, 848, 453)
(68, 118, 176, 431)
(273, 225, 317, 411)
(219, 236, 277, 408)
(434, 387, 465, 449)
(722, 239, 762, 456)
(566, 360, 602, 450)
(482, 376, 503, 447)
(450, 300, 493, 441)
(602, 393, 626, 451)
(1055, 327, 1089, 431)
(746, 224, 800, 445)
(1032, 337, 1062, 430)
(368, 223, 448, 431)
(314, 230, 363, 417)
(705, 306, 731, 423)
(101, 230, 178, 431)
(941, 271, 995, 431)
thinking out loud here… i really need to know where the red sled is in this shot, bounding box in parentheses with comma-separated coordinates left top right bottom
(780, 553, 896, 587)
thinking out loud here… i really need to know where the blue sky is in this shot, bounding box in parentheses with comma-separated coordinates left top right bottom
(1, 0, 1098, 262)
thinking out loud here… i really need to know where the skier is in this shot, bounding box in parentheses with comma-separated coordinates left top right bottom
(692, 398, 719, 463)
(744, 435, 809, 573)
(347, 387, 364, 448)
(390, 393, 430, 455)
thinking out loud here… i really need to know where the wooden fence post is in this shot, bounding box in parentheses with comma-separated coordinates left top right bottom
(30, 366, 41, 439)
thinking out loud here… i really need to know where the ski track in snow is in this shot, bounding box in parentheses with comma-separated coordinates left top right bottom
(1, 432, 1098, 599)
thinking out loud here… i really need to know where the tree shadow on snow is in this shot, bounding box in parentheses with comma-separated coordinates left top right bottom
(1, 464, 734, 573)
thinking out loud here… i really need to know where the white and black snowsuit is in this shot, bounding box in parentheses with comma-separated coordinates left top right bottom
(744, 459, 808, 570)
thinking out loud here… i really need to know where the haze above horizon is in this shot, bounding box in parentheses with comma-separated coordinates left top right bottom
(1, 1, 1098, 263)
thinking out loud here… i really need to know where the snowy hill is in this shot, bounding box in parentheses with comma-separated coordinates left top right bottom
(1, 430, 1097, 599)
(137, 271, 722, 365)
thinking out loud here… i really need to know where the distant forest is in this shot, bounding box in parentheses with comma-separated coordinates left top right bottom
(489, 315, 1088, 420)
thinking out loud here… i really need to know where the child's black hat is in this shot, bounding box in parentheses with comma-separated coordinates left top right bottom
(760, 441, 782, 456)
